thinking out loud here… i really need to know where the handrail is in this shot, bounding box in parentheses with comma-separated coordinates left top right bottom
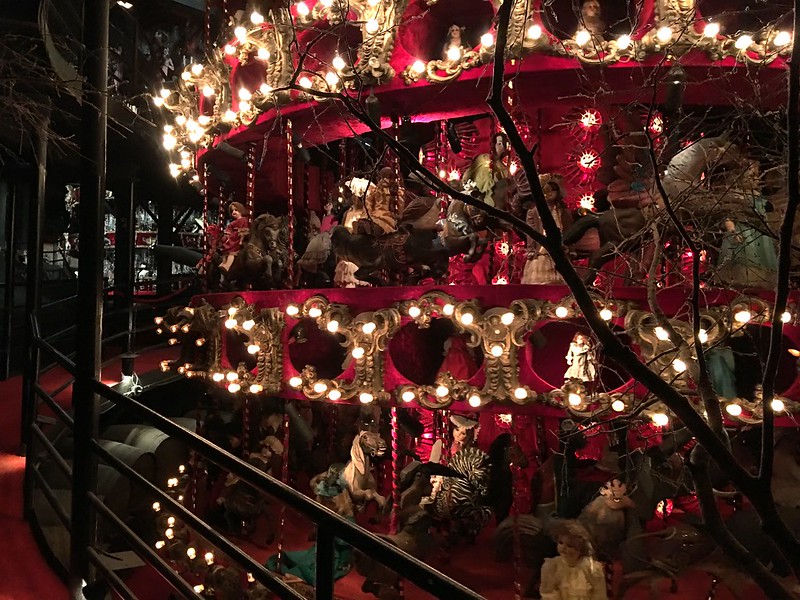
(91, 441, 306, 600)
(87, 548, 137, 600)
(33, 337, 76, 374)
(31, 466, 71, 531)
(33, 382, 74, 428)
(31, 424, 73, 479)
(91, 380, 485, 600)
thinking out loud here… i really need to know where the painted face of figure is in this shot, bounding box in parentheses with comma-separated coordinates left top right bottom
(231, 206, 242, 219)
(557, 536, 583, 566)
(582, 0, 601, 18)
(544, 182, 560, 204)
(453, 426, 472, 445)
(575, 334, 588, 346)
(449, 25, 463, 40)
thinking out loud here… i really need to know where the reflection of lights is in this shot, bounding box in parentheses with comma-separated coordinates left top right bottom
(703, 22, 720, 37)
(656, 26, 673, 44)
(490, 345, 504, 357)
(401, 390, 415, 402)
(460, 312, 474, 326)
(575, 30, 592, 46)
(579, 109, 601, 129)
(734, 310, 752, 323)
(600, 308, 613, 321)
(725, 403, 742, 417)
(555, 306, 569, 319)
(774, 31, 792, 47)
(514, 387, 528, 400)
(446, 46, 462, 61)
(654, 326, 670, 341)
(501, 312, 515, 325)
(611, 399, 626, 412)
(772, 399, 785, 412)
(579, 194, 595, 210)
(481, 33, 494, 47)
(328, 389, 341, 401)
(577, 150, 601, 172)
(617, 34, 631, 49)
(352, 347, 365, 359)
(568, 393, 582, 406)
(672, 359, 687, 373)
(289, 376, 303, 388)
(448, 170, 461, 181)
(468, 394, 482, 407)
(735, 35, 753, 51)
(436, 385, 449, 397)
(499, 413, 513, 424)
(412, 60, 426, 74)
(652, 412, 670, 427)
(527, 25, 542, 40)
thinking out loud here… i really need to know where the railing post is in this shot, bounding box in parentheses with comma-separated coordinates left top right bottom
(1, 180, 18, 380)
(315, 526, 336, 600)
(70, 0, 109, 596)
(113, 174, 136, 352)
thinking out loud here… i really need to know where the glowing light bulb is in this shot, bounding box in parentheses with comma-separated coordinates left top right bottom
(328, 389, 341, 400)
(402, 390, 415, 402)
(286, 304, 300, 316)
(698, 329, 708, 344)
(198, 115, 211, 126)
(226, 371, 237, 382)
(165, 528, 175, 539)
(734, 310, 752, 323)
(191, 63, 203, 76)
(600, 308, 613, 321)
(325, 71, 340, 87)
(234, 26, 248, 42)
(656, 26, 673, 44)
(490, 344, 504, 357)
(204, 552, 215, 565)
(296, 1, 310, 16)
(242, 319, 255, 331)
(782, 311, 792, 323)
(568, 393, 582, 406)
(308, 306, 322, 318)
(155, 540, 165, 549)
(555, 306, 569, 319)
(617, 34, 631, 49)
(501, 312, 515, 325)
(153, 96, 165, 107)
(298, 76, 312, 89)
(654, 326, 670, 341)
(514, 387, 528, 400)
(575, 29, 592, 46)
(289, 376, 303, 388)
(251, 11, 264, 24)
(212, 372, 224, 382)
(411, 60, 426, 74)
(224, 318, 237, 329)
(228, 382, 240, 393)
(359, 391, 374, 404)
(362, 322, 376, 334)
(326, 320, 339, 333)
(672, 358, 687, 373)
(443, 303, 455, 316)
(703, 22, 720, 37)
(313, 381, 328, 393)
(186, 547, 196, 560)
(162, 134, 177, 150)
(435, 385, 449, 397)
(468, 394, 482, 408)
(366, 19, 379, 34)
(735, 35, 753, 50)
(239, 87, 252, 101)
(249, 384, 263, 394)
(611, 399, 626, 412)
(224, 44, 236, 55)
(333, 55, 346, 71)
(223, 109, 237, 122)
(725, 403, 742, 417)
(257, 48, 270, 61)
(652, 412, 670, 427)
(460, 312, 474, 326)
(247, 344, 260, 354)
(774, 30, 792, 47)
(527, 24, 542, 40)
(352, 346, 365, 359)
(772, 399, 785, 412)
(446, 46, 461, 61)
(152, 502, 161, 511)
(193, 585, 204, 594)
(481, 33, 494, 47)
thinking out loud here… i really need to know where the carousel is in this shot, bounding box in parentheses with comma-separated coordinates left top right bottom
(129, 0, 800, 598)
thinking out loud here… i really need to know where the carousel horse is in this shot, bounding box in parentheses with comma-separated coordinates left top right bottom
(310, 430, 388, 512)
(562, 131, 745, 284)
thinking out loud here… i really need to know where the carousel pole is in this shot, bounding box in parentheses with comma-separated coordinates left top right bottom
(246, 144, 256, 219)
(390, 407, 400, 535)
(285, 120, 295, 287)
(276, 408, 291, 568)
(204, 0, 211, 50)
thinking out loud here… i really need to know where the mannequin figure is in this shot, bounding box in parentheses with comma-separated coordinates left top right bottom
(540, 520, 607, 600)
(522, 176, 571, 284)
(443, 24, 466, 61)
(564, 333, 597, 383)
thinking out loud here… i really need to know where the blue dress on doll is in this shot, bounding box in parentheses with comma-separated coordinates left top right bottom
(717, 196, 777, 287)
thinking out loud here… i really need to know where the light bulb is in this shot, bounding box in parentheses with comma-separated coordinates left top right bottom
(460, 312, 474, 325)
(186, 547, 196, 560)
(359, 391, 374, 404)
(442, 303, 455, 316)
(617, 34, 631, 49)
(782, 311, 792, 323)
(352, 347, 365, 359)
(490, 344, 504, 357)
(251, 11, 264, 24)
(527, 24, 542, 40)
(514, 387, 528, 400)
(366, 19, 379, 34)
(198, 115, 211, 126)
(242, 319, 255, 330)
(286, 304, 300, 316)
(672, 358, 687, 373)
(481, 33, 494, 47)
(446, 46, 461, 61)
(204, 551, 215, 565)
(402, 390, 415, 402)
(234, 26, 248, 42)
(772, 399, 785, 412)
(600, 308, 613, 321)
(289, 376, 303, 388)
(501, 312, 515, 325)
(165, 528, 175, 539)
(224, 318, 237, 329)
(698, 329, 708, 344)
(162, 134, 177, 150)
(575, 29, 591, 46)
(212, 372, 224, 382)
(411, 60, 426, 74)
(703, 22, 720, 38)
(325, 71, 340, 87)
(159, 88, 171, 99)
(224, 44, 236, 55)
(333, 55, 346, 71)
(152, 501, 161, 511)
(328, 389, 341, 401)
(656, 26, 673, 44)
(362, 322, 376, 334)
(313, 381, 328, 393)
(155, 540, 165, 549)
(190, 63, 203, 76)
(257, 48, 270, 61)
(308, 307, 322, 318)
(228, 382, 240, 393)
(408, 305, 422, 318)
(468, 394, 482, 407)
(193, 585, 205, 594)
(735, 35, 753, 50)
(296, 1, 310, 16)
(725, 403, 742, 417)
(249, 383, 263, 393)
(247, 344, 260, 354)
(652, 412, 670, 427)
(555, 306, 569, 319)
(774, 30, 792, 47)
(654, 326, 669, 341)
(611, 399, 626, 412)
(435, 385, 449, 397)
(226, 371, 237, 382)
(326, 320, 339, 333)
(153, 95, 165, 106)
(568, 393, 582, 406)
(734, 310, 752, 323)
(239, 87, 252, 101)
(223, 109, 237, 122)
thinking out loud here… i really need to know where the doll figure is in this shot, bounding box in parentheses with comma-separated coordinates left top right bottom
(360, 166, 404, 234)
(450, 414, 479, 455)
(522, 176, 572, 284)
(298, 204, 335, 276)
(540, 520, 607, 600)
(442, 24, 466, 61)
(579, 0, 606, 37)
(564, 333, 597, 382)
(218, 202, 250, 273)
(461, 132, 512, 208)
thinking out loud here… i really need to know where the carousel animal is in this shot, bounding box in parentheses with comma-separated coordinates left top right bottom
(310, 430, 388, 512)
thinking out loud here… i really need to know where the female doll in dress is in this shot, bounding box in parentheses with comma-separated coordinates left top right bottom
(298, 202, 336, 284)
(564, 333, 597, 383)
(218, 201, 250, 274)
(522, 176, 572, 284)
(540, 520, 607, 600)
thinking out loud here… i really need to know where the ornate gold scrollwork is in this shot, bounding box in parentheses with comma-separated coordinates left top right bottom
(399, 290, 457, 328)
